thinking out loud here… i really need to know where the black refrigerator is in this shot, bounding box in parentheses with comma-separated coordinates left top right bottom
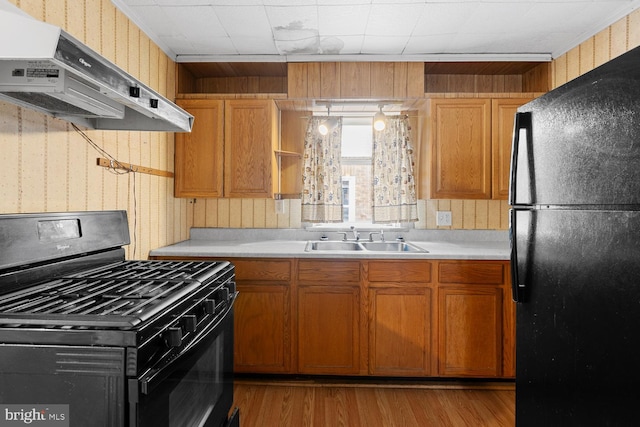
(510, 45, 640, 427)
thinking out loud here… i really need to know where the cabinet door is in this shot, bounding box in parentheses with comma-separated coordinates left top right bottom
(175, 99, 224, 197)
(233, 259, 292, 373)
(369, 287, 431, 376)
(297, 285, 360, 375)
(234, 284, 291, 373)
(429, 99, 491, 199)
(224, 99, 278, 198)
(438, 286, 503, 377)
(491, 98, 532, 199)
(297, 260, 361, 375)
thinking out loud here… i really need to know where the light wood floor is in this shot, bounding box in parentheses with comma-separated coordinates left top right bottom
(233, 379, 515, 427)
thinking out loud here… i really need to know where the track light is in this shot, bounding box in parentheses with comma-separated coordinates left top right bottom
(373, 105, 386, 131)
(318, 105, 338, 135)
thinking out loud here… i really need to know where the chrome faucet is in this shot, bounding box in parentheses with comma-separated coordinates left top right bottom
(350, 226, 360, 241)
(368, 229, 385, 242)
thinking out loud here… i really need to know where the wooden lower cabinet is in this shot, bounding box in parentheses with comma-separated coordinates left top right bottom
(235, 283, 291, 373)
(151, 256, 514, 379)
(230, 259, 293, 374)
(436, 261, 512, 378)
(297, 285, 361, 374)
(297, 260, 362, 375)
(438, 286, 503, 377)
(369, 287, 432, 376)
(367, 260, 433, 376)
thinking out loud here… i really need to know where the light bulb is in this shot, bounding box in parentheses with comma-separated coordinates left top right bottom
(373, 111, 386, 131)
(318, 122, 329, 135)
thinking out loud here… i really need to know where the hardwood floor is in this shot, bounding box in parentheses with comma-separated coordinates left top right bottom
(233, 379, 515, 427)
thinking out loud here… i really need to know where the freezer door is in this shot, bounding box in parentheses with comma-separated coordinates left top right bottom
(510, 47, 640, 206)
(513, 208, 640, 426)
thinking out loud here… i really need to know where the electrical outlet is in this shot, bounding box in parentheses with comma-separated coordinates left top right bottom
(436, 210, 452, 226)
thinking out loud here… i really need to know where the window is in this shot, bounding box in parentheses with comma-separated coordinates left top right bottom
(340, 117, 372, 224)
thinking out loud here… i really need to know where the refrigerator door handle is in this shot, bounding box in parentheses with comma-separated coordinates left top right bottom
(509, 112, 532, 206)
(510, 208, 529, 303)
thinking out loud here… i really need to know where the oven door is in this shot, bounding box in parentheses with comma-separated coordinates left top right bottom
(131, 299, 236, 427)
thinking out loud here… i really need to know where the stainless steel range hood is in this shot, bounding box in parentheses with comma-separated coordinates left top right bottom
(0, 2, 193, 132)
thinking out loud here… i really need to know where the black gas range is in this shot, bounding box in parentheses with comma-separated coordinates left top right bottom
(0, 211, 239, 427)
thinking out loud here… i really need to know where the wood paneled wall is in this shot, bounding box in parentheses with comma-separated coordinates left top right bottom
(0, 0, 192, 259)
(552, 9, 640, 87)
(4, 2, 638, 240)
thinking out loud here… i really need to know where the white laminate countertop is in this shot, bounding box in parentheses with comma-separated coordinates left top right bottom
(149, 228, 510, 260)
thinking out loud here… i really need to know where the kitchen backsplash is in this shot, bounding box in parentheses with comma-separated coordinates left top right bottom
(190, 198, 510, 230)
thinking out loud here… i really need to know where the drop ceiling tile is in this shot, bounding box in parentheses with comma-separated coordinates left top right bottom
(113, 0, 640, 60)
(126, 5, 181, 38)
(231, 36, 280, 55)
(364, 3, 426, 36)
(213, 5, 273, 36)
(403, 34, 456, 55)
(318, 4, 370, 35)
(160, 5, 228, 38)
(361, 35, 410, 54)
(322, 35, 365, 54)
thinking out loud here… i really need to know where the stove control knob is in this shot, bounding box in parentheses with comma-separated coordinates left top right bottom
(165, 327, 182, 348)
(204, 299, 216, 315)
(182, 315, 197, 333)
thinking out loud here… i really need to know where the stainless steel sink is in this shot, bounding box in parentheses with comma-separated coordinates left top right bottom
(305, 241, 363, 251)
(305, 240, 427, 253)
(359, 241, 427, 253)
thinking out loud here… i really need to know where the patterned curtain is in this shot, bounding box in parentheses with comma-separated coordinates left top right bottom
(372, 115, 418, 223)
(301, 116, 344, 223)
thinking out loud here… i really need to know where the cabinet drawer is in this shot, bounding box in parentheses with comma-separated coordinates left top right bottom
(368, 260, 432, 283)
(298, 260, 360, 283)
(233, 260, 292, 282)
(438, 262, 505, 285)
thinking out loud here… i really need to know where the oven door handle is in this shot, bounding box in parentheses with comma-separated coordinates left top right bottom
(138, 293, 236, 395)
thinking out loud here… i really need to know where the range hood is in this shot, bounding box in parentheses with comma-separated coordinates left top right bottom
(0, 2, 193, 132)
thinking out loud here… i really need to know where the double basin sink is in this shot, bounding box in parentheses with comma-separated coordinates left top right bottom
(305, 240, 427, 253)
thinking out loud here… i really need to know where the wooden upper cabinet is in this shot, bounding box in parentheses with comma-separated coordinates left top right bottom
(429, 98, 492, 199)
(224, 99, 278, 198)
(492, 98, 532, 199)
(174, 99, 224, 198)
(287, 62, 424, 98)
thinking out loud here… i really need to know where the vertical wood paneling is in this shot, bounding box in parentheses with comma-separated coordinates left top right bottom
(68, 126, 88, 211)
(579, 37, 595, 75)
(370, 62, 395, 98)
(46, 118, 67, 211)
(307, 63, 322, 98)
(594, 28, 611, 68)
(407, 62, 425, 97)
(629, 9, 640, 49)
(610, 16, 628, 59)
(0, 0, 188, 259)
(392, 62, 408, 98)
(20, 109, 47, 213)
(320, 62, 340, 97)
(0, 102, 20, 213)
(287, 63, 308, 98)
(16, 0, 44, 20)
(4, 3, 638, 240)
